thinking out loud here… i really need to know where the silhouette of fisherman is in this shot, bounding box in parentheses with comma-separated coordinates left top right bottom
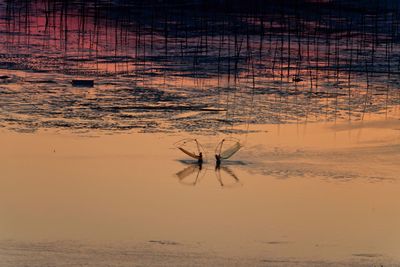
(215, 154, 221, 168)
(198, 152, 203, 165)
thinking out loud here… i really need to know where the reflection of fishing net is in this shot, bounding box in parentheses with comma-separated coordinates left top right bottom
(176, 165, 198, 179)
(175, 164, 206, 186)
(215, 137, 242, 160)
(215, 166, 242, 188)
(174, 138, 206, 160)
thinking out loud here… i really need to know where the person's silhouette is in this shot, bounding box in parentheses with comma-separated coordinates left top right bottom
(215, 154, 221, 168)
(198, 152, 203, 165)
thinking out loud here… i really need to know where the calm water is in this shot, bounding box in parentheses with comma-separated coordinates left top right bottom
(1, 122, 399, 266)
(0, 1, 399, 266)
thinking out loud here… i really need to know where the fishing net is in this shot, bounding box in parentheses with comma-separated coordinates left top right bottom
(174, 138, 205, 160)
(220, 142, 241, 159)
(215, 137, 242, 160)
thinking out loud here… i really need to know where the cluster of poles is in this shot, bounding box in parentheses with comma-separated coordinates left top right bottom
(1, 0, 399, 129)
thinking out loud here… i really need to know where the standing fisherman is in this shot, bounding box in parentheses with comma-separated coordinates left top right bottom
(198, 152, 203, 165)
(215, 154, 221, 167)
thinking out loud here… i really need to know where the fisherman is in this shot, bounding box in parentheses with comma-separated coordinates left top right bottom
(215, 154, 221, 167)
(198, 152, 203, 165)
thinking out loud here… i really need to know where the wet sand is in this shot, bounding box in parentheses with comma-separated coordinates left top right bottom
(0, 119, 399, 266)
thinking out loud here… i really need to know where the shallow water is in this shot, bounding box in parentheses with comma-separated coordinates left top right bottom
(1, 120, 399, 266)
(0, 0, 400, 133)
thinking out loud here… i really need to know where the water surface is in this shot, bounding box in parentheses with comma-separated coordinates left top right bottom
(0, 1, 399, 266)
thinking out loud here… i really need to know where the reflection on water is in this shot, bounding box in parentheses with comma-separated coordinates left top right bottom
(176, 162, 206, 186)
(215, 165, 241, 188)
(175, 161, 242, 187)
(0, 0, 399, 133)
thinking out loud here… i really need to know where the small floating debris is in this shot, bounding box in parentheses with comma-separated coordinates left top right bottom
(292, 76, 303, 82)
(72, 79, 94, 87)
(352, 253, 382, 258)
(0, 75, 14, 83)
(148, 240, 180, 246)
(26, 80, 57, 84)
